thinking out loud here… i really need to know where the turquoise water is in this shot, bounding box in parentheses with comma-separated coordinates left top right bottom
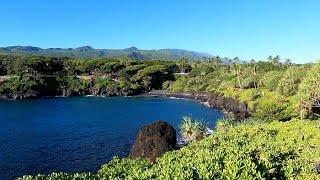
(0, 97, 223, 180)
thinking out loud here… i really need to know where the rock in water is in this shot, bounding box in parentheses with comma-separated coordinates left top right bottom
(129, 121, 177, 162)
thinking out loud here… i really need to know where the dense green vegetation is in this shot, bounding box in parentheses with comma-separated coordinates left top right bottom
(169, 57, 319, 121)
(19, 120, 320, 179)
(0, 55, 179, 98)
(2, 54, 320, 179)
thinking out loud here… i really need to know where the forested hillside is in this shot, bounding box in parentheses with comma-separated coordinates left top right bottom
(0, 46, 211, 60)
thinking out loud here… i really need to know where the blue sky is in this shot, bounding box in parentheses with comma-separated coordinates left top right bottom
(0, 0, 319, 63)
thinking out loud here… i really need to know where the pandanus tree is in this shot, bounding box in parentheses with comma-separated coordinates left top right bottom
(180, 116, 205, 144)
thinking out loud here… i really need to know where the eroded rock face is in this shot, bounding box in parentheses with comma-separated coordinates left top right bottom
(146, 91, 250, 120)
(204, 93, 249, 120)
(129, 121, 176, 162)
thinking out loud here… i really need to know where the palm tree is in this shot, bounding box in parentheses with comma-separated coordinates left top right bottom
(211, 56, 222, 66)
(233, 64, 242, 89)
(191, 60, 201, 68)
(233, 57, 240, 63)
(252, 63, 258, 89)
(177, 58, 189, 73)
(267, 55, 282, 68)
(284, 58, 292, 68)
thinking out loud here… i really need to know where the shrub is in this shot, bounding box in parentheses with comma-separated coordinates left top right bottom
(276, 66, 308, 96)
(63, 76, 88, 91)
(254, 90, 291, 121)
(18, 172, 96, 180)
(98, 157, 151, 179)
(0, 76, 44, 94)
(260, 70, 284, 91)
(215, 118, 235, 132)
(168, 77, 187, 92)
(295, 62, 320, 119)
(161, 80, 173, 90)
(131, 65, 167, 81)
(93, 78, 117, 90)
(118, 64, 148, 76)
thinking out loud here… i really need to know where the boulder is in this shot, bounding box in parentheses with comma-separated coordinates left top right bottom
(129, 121, 176, 162)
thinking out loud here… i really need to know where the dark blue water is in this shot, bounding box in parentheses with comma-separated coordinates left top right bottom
(0, 97, 223, 180)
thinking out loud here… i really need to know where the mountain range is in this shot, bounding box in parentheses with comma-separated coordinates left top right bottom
(0, 46, 212, 60)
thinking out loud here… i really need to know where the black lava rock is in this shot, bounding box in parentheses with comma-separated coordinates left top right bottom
(129, 121, 176, 162)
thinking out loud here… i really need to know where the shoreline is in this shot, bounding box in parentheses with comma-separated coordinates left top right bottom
(142, 90, 250, 120)
(0, 90, 250, 120)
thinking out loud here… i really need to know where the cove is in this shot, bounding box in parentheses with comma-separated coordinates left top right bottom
(0, 96, 223, 180)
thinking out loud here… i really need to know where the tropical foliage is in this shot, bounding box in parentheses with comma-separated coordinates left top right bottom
(168, 58, 318, 121)
(3, 54, 320, 179)
(295, 63, 320, 119)
(180, 116, 206, 143)
(19, 120, 320, 179)
(0, 55, 178, 97)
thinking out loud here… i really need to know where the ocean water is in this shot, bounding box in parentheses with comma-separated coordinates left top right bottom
(0, 96, 223, 180)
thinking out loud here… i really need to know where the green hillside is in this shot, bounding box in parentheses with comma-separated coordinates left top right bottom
(0, 46, 212, 60)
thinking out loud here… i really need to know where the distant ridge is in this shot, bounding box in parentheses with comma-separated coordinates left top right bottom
(0, 45, 213, 60)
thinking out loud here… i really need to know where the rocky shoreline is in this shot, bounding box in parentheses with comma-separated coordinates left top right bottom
(0, 86, 138, 100)
(0, 88, 250, 120)
(143, 90, 250, 120)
